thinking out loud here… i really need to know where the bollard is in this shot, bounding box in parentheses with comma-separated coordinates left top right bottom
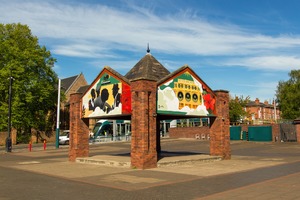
(29, 141, 32, 152)
(43, 139, 46, 150)
(240, 131, 243, 140)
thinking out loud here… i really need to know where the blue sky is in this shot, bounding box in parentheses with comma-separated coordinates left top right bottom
(1, 0, 300, 102)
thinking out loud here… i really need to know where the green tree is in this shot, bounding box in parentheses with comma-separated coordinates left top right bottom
(276, 69, 300, 120)
(0, 23, 58, 142)
(229, 95, 250, 124)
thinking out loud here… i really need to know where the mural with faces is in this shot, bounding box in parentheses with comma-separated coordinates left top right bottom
(82, 71, 131, 118)
(157, 70, 216, 116)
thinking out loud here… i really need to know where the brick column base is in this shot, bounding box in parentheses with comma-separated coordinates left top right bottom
(210, 117, 231, 159)
(131, 151, 157, 169)
(69, 93, 89, 161)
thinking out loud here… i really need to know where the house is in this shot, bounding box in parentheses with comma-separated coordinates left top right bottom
(60, 73, 88, 130)
(245, 98, 280, 124)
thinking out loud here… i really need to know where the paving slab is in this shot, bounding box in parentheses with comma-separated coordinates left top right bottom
(1, 139, 300, 198)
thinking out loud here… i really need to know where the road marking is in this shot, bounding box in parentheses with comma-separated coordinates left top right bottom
(18, 161, 40, 165)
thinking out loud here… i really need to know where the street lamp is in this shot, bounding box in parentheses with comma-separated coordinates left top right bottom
(6, 69, 13, 152)
(55, 78, 61, 149)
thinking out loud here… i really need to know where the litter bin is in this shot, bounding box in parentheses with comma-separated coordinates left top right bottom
(6, 137, 12, 152)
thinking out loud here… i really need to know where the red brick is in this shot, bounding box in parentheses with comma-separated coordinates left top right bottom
(210, 90, 231, 160)
(69, 93, 89, 161)
(130, 80, 158, 169)
(296, 123, 300, 143)
(169, 126, 210, 139)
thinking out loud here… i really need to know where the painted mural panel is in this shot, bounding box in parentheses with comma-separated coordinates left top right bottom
(82, 71, 131, 118)
(157, 71, 216, 116)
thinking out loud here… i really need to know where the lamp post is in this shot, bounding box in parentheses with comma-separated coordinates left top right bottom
(6, 69, 13, 152)
(55, 78, 61, 149)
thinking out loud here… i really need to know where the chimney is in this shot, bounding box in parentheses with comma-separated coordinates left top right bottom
(255, 98, 259, 104)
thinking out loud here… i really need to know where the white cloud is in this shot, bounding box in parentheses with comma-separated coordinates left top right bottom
(53, 44, 115, 58)
(1, 0, 300, 71)
(88, 103, 122, 117)
(222, 56, 300, 71)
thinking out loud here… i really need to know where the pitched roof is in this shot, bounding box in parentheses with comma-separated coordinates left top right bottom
(125, 53, 170, 82)
(61, 74, 79, 92)
(246, 101, 266, 107)
(76, 85, 90, 94)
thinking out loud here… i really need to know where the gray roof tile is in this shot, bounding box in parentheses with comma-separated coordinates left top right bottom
(125, 53, 170, 82)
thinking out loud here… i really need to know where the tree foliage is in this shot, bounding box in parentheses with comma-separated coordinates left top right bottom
(229, 95, 250, 123)
(0, 23, 58, 139)
(276, 69, 300, 120)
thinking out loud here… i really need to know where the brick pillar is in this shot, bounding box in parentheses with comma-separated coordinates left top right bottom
(210, 90, 231, 159)
(69, 93, 89, 161)
(130, 80, 158, 169)
(294, 119, 300, 143)
(297, 124, 300, 143)
(272, 124, 280, 142)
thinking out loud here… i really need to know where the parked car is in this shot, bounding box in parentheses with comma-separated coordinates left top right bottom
(59, 130, 69, 145)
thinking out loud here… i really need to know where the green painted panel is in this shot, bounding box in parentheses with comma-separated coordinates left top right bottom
(230, 126, 242, 140)
(248, 126, 272, 141)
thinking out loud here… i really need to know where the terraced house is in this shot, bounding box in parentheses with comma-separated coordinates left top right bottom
(245, 98, 281, 124)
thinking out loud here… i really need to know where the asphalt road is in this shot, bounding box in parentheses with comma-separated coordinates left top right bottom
(0, 139, 300, 200)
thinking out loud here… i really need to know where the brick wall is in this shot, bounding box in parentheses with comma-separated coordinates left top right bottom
(0, 129, 16, 146)
(169, 126, 210, 139)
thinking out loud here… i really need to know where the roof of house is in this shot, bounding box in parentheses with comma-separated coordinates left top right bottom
(246, 101, 264, 107)
(76, 85, 90, 94)
(125, 52, 170, 82)
(246, 101, 273, 108)
(61, 74, 80, 93)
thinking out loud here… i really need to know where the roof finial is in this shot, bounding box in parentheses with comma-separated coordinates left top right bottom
(147, 43, 150, 54)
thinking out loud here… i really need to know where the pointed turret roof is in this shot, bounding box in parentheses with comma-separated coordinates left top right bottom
(125, 51, 170, 82)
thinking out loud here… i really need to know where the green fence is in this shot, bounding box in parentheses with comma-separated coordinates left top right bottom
(230, 126, 272, 141)
(248, 126, 272, 142)
(230, 126, 242, 140)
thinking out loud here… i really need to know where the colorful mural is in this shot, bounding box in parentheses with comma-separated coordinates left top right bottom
(157, 70, 216, 116)
(82, 71, 131, 118)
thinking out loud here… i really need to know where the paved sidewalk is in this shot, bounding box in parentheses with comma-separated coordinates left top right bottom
(1, 139, 300, 199)
(198, 171, 300, 200)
